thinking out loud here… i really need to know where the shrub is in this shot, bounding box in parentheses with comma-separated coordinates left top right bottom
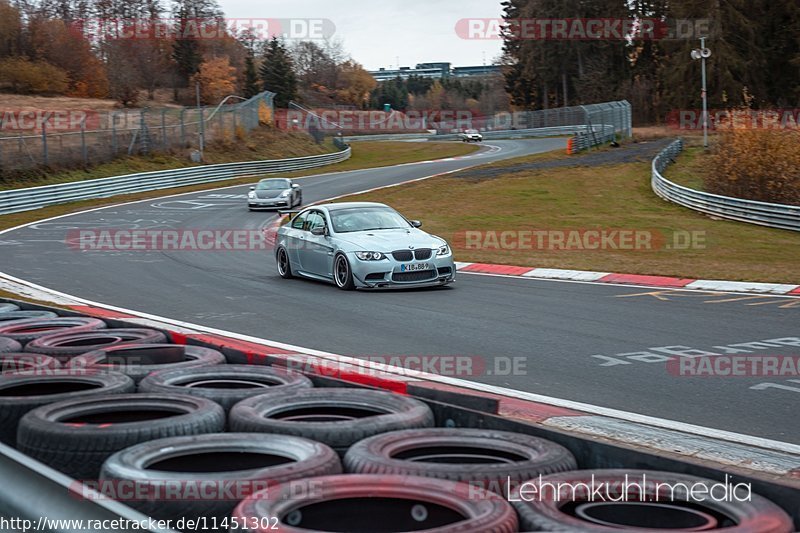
(0, 57, 69, 94)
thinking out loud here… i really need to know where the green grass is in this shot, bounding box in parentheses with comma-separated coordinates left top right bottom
(0, 141, 478, 231)
(664, 145, 709, 190)
(340, 150, 800, 284)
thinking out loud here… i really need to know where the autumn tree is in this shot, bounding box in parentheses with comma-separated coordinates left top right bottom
(192, 56, 236, 104)
(335, 60, 376, 108)
(242, 55, 260, 98)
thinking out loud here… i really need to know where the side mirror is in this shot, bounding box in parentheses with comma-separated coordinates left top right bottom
(249, 186, 255, 191)
(310, 226, 326, 236)
(410, 220, 422, 228)
(292, 183, 300, 189)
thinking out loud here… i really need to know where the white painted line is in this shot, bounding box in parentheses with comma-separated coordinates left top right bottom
(687, 280, 800, 295)
(523, 268, 611, 282)
(1, 271, 799, 458)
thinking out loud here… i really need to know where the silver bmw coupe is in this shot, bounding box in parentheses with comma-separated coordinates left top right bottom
(274, 202, 456, 290)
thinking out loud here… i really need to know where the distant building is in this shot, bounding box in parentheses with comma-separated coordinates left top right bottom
(368, 62, 500, 82)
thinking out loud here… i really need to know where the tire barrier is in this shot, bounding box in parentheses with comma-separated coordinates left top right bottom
(344, 428, 577, 487)
(17, 393, 226, 479)
(0, 317, 106, 346)
(0, 300, 797, 531)
(67, 344, 226, 384)
(25, 329, 167, 364)
(232, 474, 520, 533)
(0, 311, 58, 323)
(0, 303, 20, 313)
(0, 370, 134, 446)
(100, 433, 342, 523)
(229, 388, 435, 455)
(509, 469, 794, 532)
(138, 364, 314, 412)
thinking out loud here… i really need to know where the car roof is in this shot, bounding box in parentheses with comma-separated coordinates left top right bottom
(316, 202, 390, 212)
(259, 177, 291, 182)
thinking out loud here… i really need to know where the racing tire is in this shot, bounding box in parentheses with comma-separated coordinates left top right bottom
(1, 353, 60, 374)
(0, 370, 134, 446)
(17, 393, 226, 479)
(0, 311, 59, 324)
(0, 303, 20, 313)
(510, 469, 794, 532)
(276, 247, 294, 279)
(333, 253, 355, 291)
(25, 329, 167, 364)
(99, 433, 341, 522)
(0, 317, 106, 346)
(66, 344, 225, 384)
(344, 428, 577, 489)
(0, 337, 22, 353)
(229, 388, 434, 455)
(232, 474, 518, 533)
(138, 364, 313, 412)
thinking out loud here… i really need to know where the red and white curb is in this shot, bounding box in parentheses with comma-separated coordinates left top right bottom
(455, 262, 800, 296)
(1, 272, 799, 481)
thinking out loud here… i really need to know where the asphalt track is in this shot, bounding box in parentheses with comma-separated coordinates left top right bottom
(1, 138, 798, 444)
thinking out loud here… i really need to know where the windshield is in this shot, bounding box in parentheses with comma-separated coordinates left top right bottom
(330, 207, 411, 233)
(256, 179, 290, 190)
(465, 129, 479, 134)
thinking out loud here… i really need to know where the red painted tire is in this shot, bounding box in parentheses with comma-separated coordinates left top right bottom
(25, 329, 168, 363)
(232, 474, 519, 532)
(67, 344, 225, 384)
(1, 353, 60, 374)
(510, 469, 794, 532)
(0, 317, 106, 346)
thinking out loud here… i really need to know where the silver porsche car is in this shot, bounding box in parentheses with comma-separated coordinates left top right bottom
(248, 178, 302, 210)
(274, 202, 456, 290)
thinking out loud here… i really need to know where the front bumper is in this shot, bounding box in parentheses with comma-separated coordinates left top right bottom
(248, 199, 290, 209)
(349, 253, 457, 289)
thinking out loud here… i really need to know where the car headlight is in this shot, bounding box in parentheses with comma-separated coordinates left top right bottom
(280, 190, 291, 197)
(436, 244, 451, 256)
(355, 251, 386, 261)
(248, 192, 256, 199)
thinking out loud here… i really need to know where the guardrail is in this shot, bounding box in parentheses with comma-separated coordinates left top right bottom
(651, 139, 800, 232)
(344, 125, 612, 143)
(0, 146, 351, 216)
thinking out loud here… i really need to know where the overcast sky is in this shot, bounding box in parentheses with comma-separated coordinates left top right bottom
(220, 0, 506, 70)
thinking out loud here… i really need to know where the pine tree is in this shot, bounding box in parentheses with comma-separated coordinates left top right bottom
(243, 55, 260, 98)
(259, 37, 298, 107)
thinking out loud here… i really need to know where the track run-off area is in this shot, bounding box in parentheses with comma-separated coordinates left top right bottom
(1, 138, 798, 444)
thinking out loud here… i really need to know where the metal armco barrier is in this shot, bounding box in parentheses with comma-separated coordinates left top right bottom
(652, 139, 800, 232)
(0, 147, 351, 216)
(344, 125, 596, 143)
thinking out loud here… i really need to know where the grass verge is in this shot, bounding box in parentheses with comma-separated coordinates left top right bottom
(340, 146, 800, 284)
(0, 141, 478, 231)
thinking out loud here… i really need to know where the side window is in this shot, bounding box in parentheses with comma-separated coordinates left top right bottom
(291, 212, 307, 230)
(306, 211, 326, 232)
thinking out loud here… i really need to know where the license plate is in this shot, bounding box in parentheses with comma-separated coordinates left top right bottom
(400, 263, 429, 272)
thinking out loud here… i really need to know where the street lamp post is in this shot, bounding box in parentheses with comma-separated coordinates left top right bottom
(691, 38, 712, 149)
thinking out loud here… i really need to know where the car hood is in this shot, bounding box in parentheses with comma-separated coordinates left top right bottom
(334, 228, 444, 251)
(253, 189, 288, 199)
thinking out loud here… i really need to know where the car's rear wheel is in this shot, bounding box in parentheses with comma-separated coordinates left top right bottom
(333, 254, 355, 291)
(276, 247, 293, 279)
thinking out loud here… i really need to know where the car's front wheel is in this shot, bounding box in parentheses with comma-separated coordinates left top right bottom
(333, 254, 355, 290)
(276, 247, 293, 279)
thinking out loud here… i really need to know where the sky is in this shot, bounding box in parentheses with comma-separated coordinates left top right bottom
(219, 0, 506, 70)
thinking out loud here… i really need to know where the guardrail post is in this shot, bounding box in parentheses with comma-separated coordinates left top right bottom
(41, 122, 48, 166)
(80, 118, 88, 166)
